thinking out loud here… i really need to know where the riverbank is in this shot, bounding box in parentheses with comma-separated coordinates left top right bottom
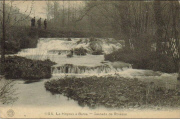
(45, 76, 180, 109)
(105, 49, 178, 73)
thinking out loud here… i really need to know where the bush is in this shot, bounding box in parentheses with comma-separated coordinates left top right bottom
(45, 76, 180, 108)
(1, 56, 56, 80)
(2, 26, 38, 54)
(74, 47, 87, 56)
(105, 49, 177, 73)
(5, 41, 20, 54)
(148, 54, 176, 73)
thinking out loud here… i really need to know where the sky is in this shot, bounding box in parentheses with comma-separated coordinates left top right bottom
(7, 1, 85, 19)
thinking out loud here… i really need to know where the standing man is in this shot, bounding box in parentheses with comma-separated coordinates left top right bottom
(44, 19, 47, 29)
(31, 17, 36, 27)
(37, 18, 41, 29)
(33, 17, 36, 27)
(31, 18, 34, 27)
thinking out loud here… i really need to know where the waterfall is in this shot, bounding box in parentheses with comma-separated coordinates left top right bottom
(16, 38, 132, 76)
(17, 38, 122, 56)
(51, 64, 131, 75)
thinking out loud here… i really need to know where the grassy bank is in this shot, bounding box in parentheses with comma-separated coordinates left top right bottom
(105, 49, 177, 73)
(45, 76, 180, 109)
(0, 56, 56, 79)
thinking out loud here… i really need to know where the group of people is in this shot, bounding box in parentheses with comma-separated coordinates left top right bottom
(31, 17, 47, 29)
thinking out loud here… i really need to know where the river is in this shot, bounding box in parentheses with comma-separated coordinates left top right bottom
(0, 38, 179, 118)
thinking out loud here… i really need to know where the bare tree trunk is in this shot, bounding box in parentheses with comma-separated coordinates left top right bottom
(172, 1, 180, 81)
(178, 39, 180, 80)
(46, 1, 50, 21)
(1, 0, 6, 63)
(114, 2, 131, 50)
(62, 0, 65, 28)
(153, 0, 165, 53)
(178, 35, 180, 93)
(73, 2, 77, 30)
(171, 1, 180, 72)
(68, 1, 70, 31)
(53, 2, 57, 25)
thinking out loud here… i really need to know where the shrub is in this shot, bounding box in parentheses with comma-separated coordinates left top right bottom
(5, 41, 20, 54)
(105, 49, 177, 73)
(74, 47, 87, 56)
(0, 79, 18, 104)
(1, 56, 56, 80)
(148, 54, 176, 73)
(2, 26, 38, 54)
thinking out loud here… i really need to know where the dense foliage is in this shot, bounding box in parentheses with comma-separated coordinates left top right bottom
(3, 27, 38, 54)
(105, 49, 177, 73)
(0, 56, 56, 79)
(45, 76, 180, 108)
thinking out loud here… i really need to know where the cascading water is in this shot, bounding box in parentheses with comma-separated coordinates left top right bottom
(17, 38, 125, 74)
(51, 63, 132, 75)
(16, 37, 178, 86)
(3, 37, 178, 111)
(17, 38, 122, 56)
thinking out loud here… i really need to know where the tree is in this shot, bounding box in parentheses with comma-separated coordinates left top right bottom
(0, 1, 33, 74)
(75, 1, 154, 50)
(45, 0, 51, 21)
(1, 0, 5, 64)
(178, 41, 180, 80)
(177, 41, 180, 81)
(168, 1, 180, 73)
(0, 78, 17, 104)
(153, 0, 167, 53)
(153, 0, 180, 79)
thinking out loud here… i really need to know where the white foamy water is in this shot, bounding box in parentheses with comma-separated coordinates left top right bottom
(16, 38, 129, 75)
(18, 38, 122, 56)
(16, 38, 178, 81)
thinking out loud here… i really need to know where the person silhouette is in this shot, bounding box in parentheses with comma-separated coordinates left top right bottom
(33, 17, 36, 27)
(31, 18, 33, 27)
(31, 17, 36, 27)
(37, 18, 41, 29)
(44, 19, 47, 29)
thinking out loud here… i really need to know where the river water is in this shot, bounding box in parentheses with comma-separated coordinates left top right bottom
(0, 38, 179, 118)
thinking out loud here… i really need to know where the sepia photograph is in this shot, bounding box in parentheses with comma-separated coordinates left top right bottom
(0, 0, 180, 118)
